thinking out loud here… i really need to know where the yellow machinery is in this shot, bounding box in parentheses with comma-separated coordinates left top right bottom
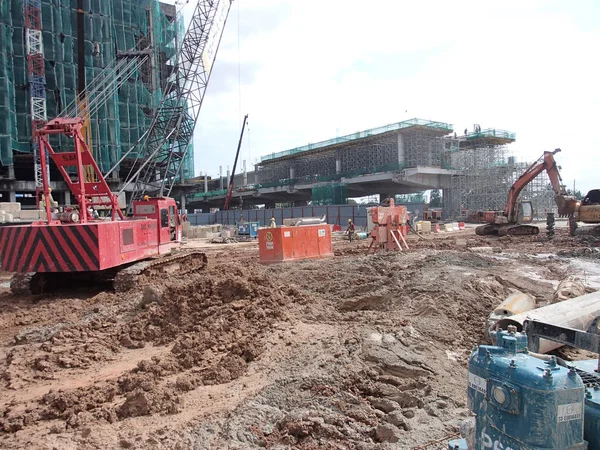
(569, 189, 600, 236)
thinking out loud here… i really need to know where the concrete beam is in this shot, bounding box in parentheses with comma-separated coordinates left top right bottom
(0, 180, 69, 191)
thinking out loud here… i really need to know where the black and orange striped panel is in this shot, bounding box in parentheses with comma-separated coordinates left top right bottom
(0, 225, 100, 272)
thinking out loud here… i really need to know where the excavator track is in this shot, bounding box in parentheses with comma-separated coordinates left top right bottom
(113, 251, 208, 292)
(476, 224, 539, 236)
(498, 224, 539, 236)
(475, 224, 496, 236)
(572, 224, 600, 237)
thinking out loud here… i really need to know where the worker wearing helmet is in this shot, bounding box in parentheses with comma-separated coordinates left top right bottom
(269, 217, 276, 228)
(346, 219, 356, 242)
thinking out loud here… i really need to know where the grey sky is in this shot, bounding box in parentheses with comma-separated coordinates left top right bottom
(180, 0, 599, 193)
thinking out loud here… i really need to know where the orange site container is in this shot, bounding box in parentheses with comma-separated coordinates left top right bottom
(258, 225, 333, 264)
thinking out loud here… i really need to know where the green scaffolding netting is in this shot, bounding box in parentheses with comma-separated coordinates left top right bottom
(311, 184, 348, 206)
(0, 0, 193, 180)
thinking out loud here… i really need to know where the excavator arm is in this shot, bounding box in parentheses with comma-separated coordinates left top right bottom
(504, 149, 575, 221)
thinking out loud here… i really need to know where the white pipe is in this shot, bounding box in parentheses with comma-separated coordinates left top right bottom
(496, 291, 600, 353)
(294, 215, 327, 226)
(486, 291, 536, 341)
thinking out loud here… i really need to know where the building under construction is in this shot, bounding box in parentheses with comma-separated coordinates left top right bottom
(445, 131, 557, 219)
(0, 0, 186, 206)
(245, 121, 558, 218)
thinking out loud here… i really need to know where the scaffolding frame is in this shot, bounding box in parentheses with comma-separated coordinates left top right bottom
(256, 121, 451, 187)
(444, 145, 557, 219)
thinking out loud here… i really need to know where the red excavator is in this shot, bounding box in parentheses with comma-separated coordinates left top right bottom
(474, 149, 577, 236)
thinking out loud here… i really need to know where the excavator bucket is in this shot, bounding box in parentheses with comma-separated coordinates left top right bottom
(555, 194, 579, 217)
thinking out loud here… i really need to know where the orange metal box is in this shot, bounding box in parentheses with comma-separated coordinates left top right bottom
(258, 225, 333, 264)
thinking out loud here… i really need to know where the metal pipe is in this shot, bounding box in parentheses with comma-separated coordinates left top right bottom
(496, 291, 600, 353)
(493, 292, 536, 318)
(293, 215, 327, 226)
(485, 291, 536, 340)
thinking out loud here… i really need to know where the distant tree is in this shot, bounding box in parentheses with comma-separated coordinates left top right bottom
(347, 199, 357, 205)
(429, 189, 442, 208)
(566, 189, 584, 200)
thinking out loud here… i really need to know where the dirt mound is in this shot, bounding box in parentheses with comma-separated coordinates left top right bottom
(1, 234, 595, 448)
(0, 261, 305, 433)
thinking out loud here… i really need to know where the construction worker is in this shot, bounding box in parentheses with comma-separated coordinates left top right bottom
(269, 217, 276, 228)
(40, 188, 58, 211)
(346, 219, 355, 242)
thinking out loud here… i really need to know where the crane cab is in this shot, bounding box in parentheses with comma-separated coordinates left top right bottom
(132, 197, 182, 247)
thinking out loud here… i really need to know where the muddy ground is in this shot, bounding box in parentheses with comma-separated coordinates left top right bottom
(0, 227, 599, 449)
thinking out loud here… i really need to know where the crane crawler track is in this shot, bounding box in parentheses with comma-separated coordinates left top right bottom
(113, 251, 208, 292)
(8, 251, 208, 295)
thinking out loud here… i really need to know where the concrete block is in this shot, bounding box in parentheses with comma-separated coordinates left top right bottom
(444, 223, 454, 232)
(19, 210, 43, 220)
(0, 202, 20, 213)
(0, 212, 5, 223)
(416, 221, 432, 233)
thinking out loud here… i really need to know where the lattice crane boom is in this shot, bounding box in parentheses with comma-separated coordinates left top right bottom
(123, 0, 233, 210)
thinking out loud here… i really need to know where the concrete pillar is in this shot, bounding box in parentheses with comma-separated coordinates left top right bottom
(180, 195, 186, 214)
(442, 188, 450, 219)
(9, 190, 16, 202)
(397, 132, 405, 165)
(243, 160, 248, 185)
(204, 175, 208, 193)
(226, 168, 230, 185)
(64, 190, 71, 206)
(7, 165, 15, 179)
(290, 166, 295, 179)
(219, 166, 223, 190)
(336, 158, 341, 174)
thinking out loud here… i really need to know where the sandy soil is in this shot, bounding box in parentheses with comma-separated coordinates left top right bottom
(0, 228, 599, 449)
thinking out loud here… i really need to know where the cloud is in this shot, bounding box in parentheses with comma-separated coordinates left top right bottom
(187, 0, 600, 193)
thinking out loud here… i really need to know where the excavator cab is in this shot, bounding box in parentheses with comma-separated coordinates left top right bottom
(517, 200, 533, 223)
